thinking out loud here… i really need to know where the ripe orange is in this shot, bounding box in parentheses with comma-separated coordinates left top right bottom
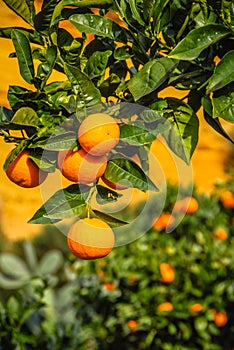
(189, 303, 203, 313)
(101, 175, 127, 190)
(214, 228, 228, 240)
(5, 150, 48, 188)
(157, 302, 173, 312)
(153, 213, 175, 230)
(160, 263, 175, 283)
(58, 148, 107, 184)
(127, 320, 138, 331)
(104, 282, 114, 291)
(67, 217, 115, 260)
(213, 310, 228, 327)
(220, 190, 234, 209)
(174, 196, 198, 214)
(78, 113, 120, 156)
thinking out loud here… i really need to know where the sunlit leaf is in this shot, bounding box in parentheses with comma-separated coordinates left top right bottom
(207, 50, 234, 93)
(169, 24, 230, 60)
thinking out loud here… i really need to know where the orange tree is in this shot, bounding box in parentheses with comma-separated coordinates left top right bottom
(0, 0, 233, 247)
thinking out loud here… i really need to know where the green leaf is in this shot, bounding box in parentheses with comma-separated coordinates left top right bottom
(85, 50, 112, 79)
(31, 132, 77, 151)
(0, 253, 30, 278)
(0, 27, 43, 45)
(104, 159, 158, 191)
(64, 63, 101, 109)
(28, 184, 89, 223)
(202, 96, 234, 143)
(169, 24, 230, 60)
(0, 274, 26, 289)
(28, 151, 57, 173)
(91, 209, 128, 227)
(36, 46, 57, 90)
(127, 0, 145, 26)
(38, 250, 63, 275)
(11, 107, 39, 127)
(3, 140, 30, 172)
(2, 0, 35, 25)
(34, 0, 59, 34)
(206, 51, 234, 93)
(0, 107, 14, 127)
(70, 13, 127, 42)
(11, 30, 35, 84)
(164, 98, 199, 163)
(120, 124, 155, 145)
(96, 184, 120, 204)
(212, 84, 234, 122)
(150, 0, 170, 32)
(128, 57, 178, 101)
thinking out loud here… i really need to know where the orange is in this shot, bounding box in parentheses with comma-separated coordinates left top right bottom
(157, 302, 173, 312)
(160, 263, 175, 283)
(174, 196, 198, 214)
(5, 150, 48, 188)
(67, 217, 115, 260)
(104, 282, 114, 291)
(58, 148, 107, 184)
(127, 320, 138, 331)
(101, 175, 127, 190)
(214, 228, 228, 240)
(213, 310, 228, 327)
(153, 213, 175, 230)
(189, 303, 203, 313)
(78, 113, 120, 156)
(220, 190, 234, 209)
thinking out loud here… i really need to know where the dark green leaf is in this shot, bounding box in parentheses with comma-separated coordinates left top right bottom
(85, 50, 112, 79)
(2, 0, 35, 25)
(11, 30, 35, 84)
(212, 84, 234, 122)
(164, 98, 199, 163)
(28, 184, 90, 223)
(91, 209, 128, 227)
(127, 0, 145, 26)
(207, 50, 234, 93)
(11, 107, 39, 127)
(64, 63, 101, 109)
(96, 184, 120, 204)
(151, 0, 170, 32)
(36, 46, 57, 90)
(34, 0, 59, 34)
(169, 24, 230, 60)
(128, 57, 178, 101)
(202, 96, 233, 142)
(104, 159, 158, 191)
(0, 27, 43, 45)
(70, 13, 127, 42)
(0, 107, 14, 126)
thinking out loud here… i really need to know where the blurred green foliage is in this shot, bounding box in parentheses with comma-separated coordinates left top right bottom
(0, 183, 233, 350)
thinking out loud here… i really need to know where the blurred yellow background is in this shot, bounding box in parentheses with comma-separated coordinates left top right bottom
(0, 0, 233, 240)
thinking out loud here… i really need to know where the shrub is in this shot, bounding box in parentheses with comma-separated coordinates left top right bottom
(0, 183, 234, 349)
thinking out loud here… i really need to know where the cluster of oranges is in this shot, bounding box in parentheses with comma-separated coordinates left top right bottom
(5, 113, 122, 260)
